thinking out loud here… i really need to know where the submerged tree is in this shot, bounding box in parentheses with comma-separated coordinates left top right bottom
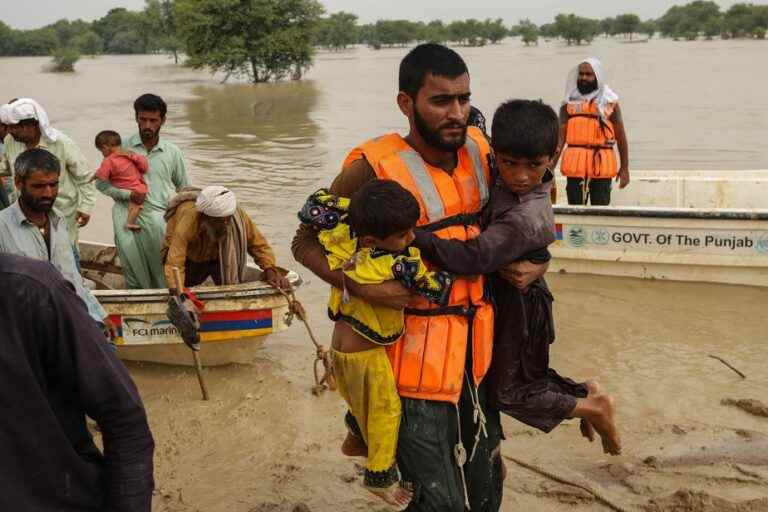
(177, 0, 324, 83)
(554, 14, 600, 45)
(49, 47, 80, 72)
(614, 13, 641, 40)
(511, 19, 539, 46)
(315, 11, 358, 50)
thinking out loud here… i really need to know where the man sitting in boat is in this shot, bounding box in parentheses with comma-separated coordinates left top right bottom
(0, 147, 116, 338)
(161, 185, 290, 291)
(553, 58, 630, 205)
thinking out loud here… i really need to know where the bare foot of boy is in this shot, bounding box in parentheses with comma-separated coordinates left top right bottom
(341, 430, 367, 457)
(573, 380, 622, 455)
(125, 223, 141, 231)
(588, 393, 622, 455)
(365, 482, 413, 510)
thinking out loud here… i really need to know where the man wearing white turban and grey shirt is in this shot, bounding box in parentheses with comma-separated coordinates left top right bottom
(0, 98, 96, 239)
(553, 58, 630, 205)
(161, 185, 290, 292)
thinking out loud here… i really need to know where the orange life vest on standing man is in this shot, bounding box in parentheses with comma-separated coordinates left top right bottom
(343, 126, 495, 404)
(560, 100, 618, 179)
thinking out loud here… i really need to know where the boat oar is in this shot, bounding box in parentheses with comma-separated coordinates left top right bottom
(168, 267, 210, 401)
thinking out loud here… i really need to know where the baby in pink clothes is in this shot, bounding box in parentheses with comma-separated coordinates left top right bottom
(93, 130, 149, 231)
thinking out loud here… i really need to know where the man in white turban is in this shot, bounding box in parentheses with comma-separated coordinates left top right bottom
(161, 185, 289, 291)
(0, 98, 96, 240)
(553, 58, 630, 205)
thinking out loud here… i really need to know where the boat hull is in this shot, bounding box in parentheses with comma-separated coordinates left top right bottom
(551, 207, 768, 287)
(79, 241, 301, 365)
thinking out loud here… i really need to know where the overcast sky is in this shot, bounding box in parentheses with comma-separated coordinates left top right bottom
(0, 0, 756, 30)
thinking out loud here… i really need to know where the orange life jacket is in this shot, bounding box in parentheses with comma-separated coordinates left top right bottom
(343, 126, 494, 404)
(560, 100, 618, 179)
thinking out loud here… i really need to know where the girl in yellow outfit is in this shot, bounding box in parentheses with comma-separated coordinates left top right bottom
(298, 181, 452, 508)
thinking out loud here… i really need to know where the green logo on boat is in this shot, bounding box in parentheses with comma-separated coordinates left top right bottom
(568, 226, 586, 247)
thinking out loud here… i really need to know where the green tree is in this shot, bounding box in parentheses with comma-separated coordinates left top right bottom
(658, 1, 721, 38)
(511, 19, 539, 46)
(373, 20, 419, 47)
(538, 22, 557, 39)
(640, 20, 657, 39)
(93, 8, 153, 53)
(315, 11, 358, 50)
(72, 30, 103, 56)
(448, 19, 487, 46)
(482, 18, 508, 44)
(554, 14, 600, 45)
(11, 28, 59, 56)
(177, 0, 324, 83)
(49, 47, 80, 72)
(419, 20, 449, 44)
(614, 13, 641, 40)
(599, 17, 616, 37)
(145, 0, 184, 62)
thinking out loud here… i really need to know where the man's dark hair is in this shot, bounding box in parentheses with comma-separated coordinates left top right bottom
(14, 148, 60, 181)
(348, 180, 420, 239)
(491, 99, 559, 158)
(399, 43, 468, 99)
(133, 93, 167, 117)
(94, 130, 121, 149)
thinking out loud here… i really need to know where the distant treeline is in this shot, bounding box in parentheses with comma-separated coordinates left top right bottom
(1, 1, 767, 81)
(1, 0, 767, 59)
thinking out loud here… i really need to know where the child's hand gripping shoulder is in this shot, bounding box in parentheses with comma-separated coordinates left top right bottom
(391, 248, 453, 307)
(298, 188, 351, 230)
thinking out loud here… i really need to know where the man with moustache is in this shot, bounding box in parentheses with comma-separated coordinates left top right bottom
(0, 98, 96, 240)
(95, 94, 190, 289)
(292, 44, 547, 511)
(554, 58, 630, 205)
(161, 185, 289, 291)
(0, 148, 114, 335)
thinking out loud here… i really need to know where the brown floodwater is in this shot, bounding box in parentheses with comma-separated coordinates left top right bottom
(2, 38, 767, 510)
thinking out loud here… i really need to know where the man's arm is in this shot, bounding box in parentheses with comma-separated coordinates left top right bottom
(95, 179, 132, 202)
(291, 158, 413, 309)
(611, 104, 630, 188)
(45, 279, 154, 512)
(163, 211, 196, 287)
(242, 213, 290, 289)
(171, 150, 190, 191)
(66, 142, 97, 224)
(413, 218, 553, 276)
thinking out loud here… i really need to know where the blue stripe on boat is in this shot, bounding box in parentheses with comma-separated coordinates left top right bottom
(199, 318, 273, 332)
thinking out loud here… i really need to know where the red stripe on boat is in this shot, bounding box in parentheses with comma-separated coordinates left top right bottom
(200, 310, 272, 322)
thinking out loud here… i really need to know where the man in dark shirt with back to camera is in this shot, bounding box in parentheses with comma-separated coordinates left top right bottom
(0, 253, 154, 511)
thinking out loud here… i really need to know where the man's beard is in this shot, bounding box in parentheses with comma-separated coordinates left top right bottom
(203, 221, 228, 241)
(140, 128, 159, 143)
(577, 79, 598, 95)
(20, 189, 54, 213)
(414, 107, 467, 152)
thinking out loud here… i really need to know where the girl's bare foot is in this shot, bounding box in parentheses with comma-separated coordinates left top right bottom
(341, 430, 367, 457)
(365, 482, 413, 510)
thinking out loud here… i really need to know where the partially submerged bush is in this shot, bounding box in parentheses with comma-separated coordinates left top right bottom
(49, 48, 80, 72)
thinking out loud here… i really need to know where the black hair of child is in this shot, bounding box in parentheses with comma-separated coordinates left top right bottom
(94, 130, 121, 149)
(491, 99, 559, 159)
(348, 179, 420, 239)
(399, 43, 468, 99)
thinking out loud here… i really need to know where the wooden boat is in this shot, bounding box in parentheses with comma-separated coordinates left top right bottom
(79, 241, 303, 365)
(551, 170, 768, 287)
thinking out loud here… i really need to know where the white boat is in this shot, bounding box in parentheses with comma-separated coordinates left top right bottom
(551, 170, 768, 287)
(79, 241, 302, 365)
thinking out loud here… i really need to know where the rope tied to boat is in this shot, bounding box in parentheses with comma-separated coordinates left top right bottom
(278, 288, 336, 396)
